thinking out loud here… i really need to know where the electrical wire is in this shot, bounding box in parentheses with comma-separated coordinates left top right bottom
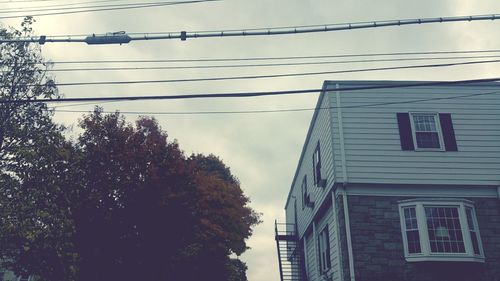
(33, 49, 500, 65)
(0, 0, 220, 19)
(50, 90, 500, 115)
(31, 59, 500, 87)
(0, 0, 137, 12)
(41, 55, 500, 72)
(0, 0, 206, 13)
(4, 77, 500, 104)
(2, 14, 499, 44)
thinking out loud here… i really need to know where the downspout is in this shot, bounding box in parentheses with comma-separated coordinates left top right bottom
(331, 191, 344, 281)
(327, 84, 343, 281)
(336, 84, 355, 281)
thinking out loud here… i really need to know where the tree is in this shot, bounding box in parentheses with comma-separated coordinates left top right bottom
(0, 17, 58, 172)
(73, 108, 260, 281)
(0, 18, 259, 281)
(0, 18, 78, 281)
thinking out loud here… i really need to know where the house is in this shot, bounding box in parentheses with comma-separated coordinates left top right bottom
(275, 80, 500, 281)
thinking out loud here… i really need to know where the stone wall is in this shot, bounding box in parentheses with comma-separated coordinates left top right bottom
(346, 195, 500, 281)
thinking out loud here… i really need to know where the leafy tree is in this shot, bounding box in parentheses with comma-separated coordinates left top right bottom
(73, 109, 260, 281)
(0, 18, 77, 281)
(0, 18, 259, 281)
(0, 17, 57, 171)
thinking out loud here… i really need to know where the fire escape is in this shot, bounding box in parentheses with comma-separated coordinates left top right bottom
(275, 221, 304, 281)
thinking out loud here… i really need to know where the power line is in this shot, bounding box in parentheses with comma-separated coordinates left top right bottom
(34, 59, 500, 87)
(26, 49, 500, 64)
(4, 77, 500, 104)
(50, 90, 500, 115)
(0, 0, 219, 20)
(41, 55, 500, 72)
(1, 14, 499, 44)
(0, 0, 135, 10)
(0, 0, 201, 13)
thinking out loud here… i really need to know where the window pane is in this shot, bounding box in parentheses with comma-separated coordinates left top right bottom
(406, 230, 421, 253)
(425, 207, 465, 253)
(466, 208, 481, 255)
(416, 132, 440, 148)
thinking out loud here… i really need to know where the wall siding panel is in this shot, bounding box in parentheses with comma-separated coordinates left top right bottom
(327, 81, 500, 186)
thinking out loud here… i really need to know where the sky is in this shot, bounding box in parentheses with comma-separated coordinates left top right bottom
(2, 1, 500, 280)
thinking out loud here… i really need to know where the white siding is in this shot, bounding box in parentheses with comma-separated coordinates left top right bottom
(329, 81, 500, 186)
(284, 88, 341, 280)
(285, 90, 336, 238)
(316, 205, 340, 281)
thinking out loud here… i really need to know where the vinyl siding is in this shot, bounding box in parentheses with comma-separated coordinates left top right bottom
(285, 89, 336, 238)
(285, 88, 340, 280)
(328, 81, 500, 186)
(315, 205, 341, 281)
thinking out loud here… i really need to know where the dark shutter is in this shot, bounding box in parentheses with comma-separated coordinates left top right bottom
(397, 113, 414, 151)
(439, 113, 458, 151)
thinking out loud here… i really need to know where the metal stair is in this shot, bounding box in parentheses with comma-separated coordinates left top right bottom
(275, 221, 304, 281)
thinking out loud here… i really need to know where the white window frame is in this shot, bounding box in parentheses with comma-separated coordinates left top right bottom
(409, 112, 445, 151)
(398, 198, 484, 262)
(317, 225, 331, 274)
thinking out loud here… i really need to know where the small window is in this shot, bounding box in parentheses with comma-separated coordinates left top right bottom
(411, 113, 443, 149)
(313, 142, 322, 185)
(397, 112, 458, 151)
(399, 199, 484, 262)
(301, 175, 308, 209)
(318, 225, 331, 273)
(312, 142, 326, 187)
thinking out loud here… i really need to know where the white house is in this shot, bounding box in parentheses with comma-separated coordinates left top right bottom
(275, 80, 500, 281)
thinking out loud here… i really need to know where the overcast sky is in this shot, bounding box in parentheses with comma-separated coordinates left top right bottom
(2, 1, 500, 280)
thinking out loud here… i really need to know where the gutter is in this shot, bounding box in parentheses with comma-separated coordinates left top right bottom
(336, 83, 356, 281)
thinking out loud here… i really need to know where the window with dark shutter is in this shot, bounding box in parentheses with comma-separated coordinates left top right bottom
(313, 142, 322, 185)
(439, 113, 458, 151)
(397, 113, 415, 150)
(397, 112, 458, 151)
(301, 175, 307, 209)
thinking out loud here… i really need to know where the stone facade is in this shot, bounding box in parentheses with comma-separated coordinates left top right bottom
(346, 195, 500, 281)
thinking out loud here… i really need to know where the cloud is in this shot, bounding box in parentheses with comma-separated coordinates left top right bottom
(4, 1, 500, 280)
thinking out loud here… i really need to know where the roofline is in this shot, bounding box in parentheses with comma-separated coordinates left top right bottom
(284, 81, 330, 210)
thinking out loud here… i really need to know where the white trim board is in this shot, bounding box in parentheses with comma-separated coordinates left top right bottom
(339, 184, 499, 198)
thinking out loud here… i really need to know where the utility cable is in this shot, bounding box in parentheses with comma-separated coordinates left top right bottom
(25, 49, 500, 64)
(1, 13, 498, 44)
(0, 0, 206, 14)
(0, 0, 134, 12)
(0, 0, 219, 20)
(29, 59, 500, 87)
(3, 77, 500, 104)
(50, 90, 500, 115)
(40, 55, 500, 72)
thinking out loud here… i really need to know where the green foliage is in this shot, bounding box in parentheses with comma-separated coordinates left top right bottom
(0, 19, 260, 281)
(0, 18, 75, 281)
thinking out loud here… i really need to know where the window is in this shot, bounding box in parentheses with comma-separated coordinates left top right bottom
(397, 112, 458, 151)
(301, 175, 313, 209)
(312, 142, 326, 187)
(411, 113, 442, 149)
(399, 199, 484, 262)
(318, 225, 331, 273)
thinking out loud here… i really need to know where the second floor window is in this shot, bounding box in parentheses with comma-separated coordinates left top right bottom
(313, 142, 322, 186)
(397, 112, 458, 151)
(411, 113, 442, 149)
(301, 175, 308, 209)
